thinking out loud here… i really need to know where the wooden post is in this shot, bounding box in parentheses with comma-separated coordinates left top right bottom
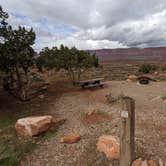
(120, 97, 135, 166)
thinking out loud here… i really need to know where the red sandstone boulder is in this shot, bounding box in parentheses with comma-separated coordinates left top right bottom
(97, 135, 120, 159)
(60, 134, 81, 144)
(15, 115, 52, 137)
(148, 160, 158, 166)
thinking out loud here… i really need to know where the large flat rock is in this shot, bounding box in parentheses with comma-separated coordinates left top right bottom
(15, 116, 52, 137)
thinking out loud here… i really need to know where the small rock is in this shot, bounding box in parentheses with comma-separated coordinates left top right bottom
(60, 134, 81, 144)
(154, 71, 159, 75)
(97, 135, 120, 159)
(106, 93, 124, 103)
(39, 95, 45, 99)
(148, 160, 158, 166)
(41, 86, 47, 91)
(132, 158, 143, 166)
(87, 109, 94, 116)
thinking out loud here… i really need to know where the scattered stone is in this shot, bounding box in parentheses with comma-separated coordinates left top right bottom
(39, 94, 45, 99)
(41, 86, 47, 91)
(86, 108, 99, 116)
(132, 158, 143, 166)
(154, 71, 159, 75)
(15, 115, 52, 137)
(97, 135, 120, 159)
(60, 134, 81, 144)
(106, 93, 124, 103)
(132, 159, 159, 166)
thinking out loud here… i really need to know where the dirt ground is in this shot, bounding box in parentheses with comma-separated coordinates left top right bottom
(17, 80, 166, 166)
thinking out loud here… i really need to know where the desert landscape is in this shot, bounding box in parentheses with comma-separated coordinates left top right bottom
(20, 80, 166, 166)
(1, 1, 166, 166)
(0, 63, 166, 165)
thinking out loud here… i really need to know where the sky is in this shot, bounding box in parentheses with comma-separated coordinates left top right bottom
(1, 0, 166, 51)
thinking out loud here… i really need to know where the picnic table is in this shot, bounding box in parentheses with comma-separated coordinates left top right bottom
(79, 78, 104, 89)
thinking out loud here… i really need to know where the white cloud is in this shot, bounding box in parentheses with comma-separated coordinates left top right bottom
(1, 0, 166, 51)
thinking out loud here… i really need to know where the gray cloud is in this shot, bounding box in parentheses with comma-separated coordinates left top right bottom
(1, 0, 166, 50)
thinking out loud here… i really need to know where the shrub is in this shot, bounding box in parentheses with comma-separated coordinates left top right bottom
(139, 64, 158, 74)
(161, 64, 166, 71)
(161, 94, 166, 101)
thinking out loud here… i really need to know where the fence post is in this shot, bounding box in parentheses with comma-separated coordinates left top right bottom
(120, 97, 135, 166)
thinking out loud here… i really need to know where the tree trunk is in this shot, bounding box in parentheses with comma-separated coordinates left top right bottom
(77, 68, 81, 81)
(9, 68, 14, 90)
(23, 68, 30, 101)
(15, 65, 29, 101)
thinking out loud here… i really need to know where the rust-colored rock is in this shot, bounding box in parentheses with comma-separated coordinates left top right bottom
(97, 135, 120, 159)
(132, 158, 143, 166)
(128, 75, 138, 82)
(60, 134, 81, 144)
(148, 160, 158, 166)
(15, 116, 52, 137)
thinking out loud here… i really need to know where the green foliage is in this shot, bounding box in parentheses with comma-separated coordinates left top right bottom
(0, 6, 36, 101)
(0, 122, 35, 166)
(139, 63, 158, 74)
(161, 94, 166, 101)
(36, 46, 59, 71)
(161, 64, 166, 71)
(0, 26, 36, 73)
(36, 44, 99, 82)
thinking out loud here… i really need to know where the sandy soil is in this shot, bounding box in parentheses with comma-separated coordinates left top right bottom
(20, 80, 166, 166)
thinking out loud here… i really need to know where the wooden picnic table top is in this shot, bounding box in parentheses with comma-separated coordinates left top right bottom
(79, 78, 104, 83)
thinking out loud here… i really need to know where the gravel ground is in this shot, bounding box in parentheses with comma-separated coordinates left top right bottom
(21, 81, 166, 166)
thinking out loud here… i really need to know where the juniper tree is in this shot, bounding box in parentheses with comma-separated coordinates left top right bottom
(37, 44, 98, 83)
(0, 6, 36, 101)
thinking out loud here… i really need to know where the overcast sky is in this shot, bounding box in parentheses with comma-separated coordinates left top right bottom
(1, 0, 166, 51)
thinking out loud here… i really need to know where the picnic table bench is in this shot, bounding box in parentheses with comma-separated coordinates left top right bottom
(79, 78, 104, 89)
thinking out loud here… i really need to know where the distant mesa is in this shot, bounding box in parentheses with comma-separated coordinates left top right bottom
(89, 47, 166, 62)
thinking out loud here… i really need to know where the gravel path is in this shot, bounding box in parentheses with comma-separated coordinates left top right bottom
(21, 81, 166, 166)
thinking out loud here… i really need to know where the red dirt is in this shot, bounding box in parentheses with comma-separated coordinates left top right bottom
(84, 113, 111, 124)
